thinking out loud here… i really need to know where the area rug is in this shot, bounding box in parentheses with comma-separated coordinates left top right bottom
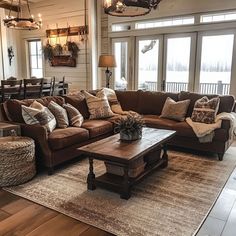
(5, 149, 236, 236)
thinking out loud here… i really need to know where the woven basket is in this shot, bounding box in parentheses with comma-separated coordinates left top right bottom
(0, 136, 36, 187)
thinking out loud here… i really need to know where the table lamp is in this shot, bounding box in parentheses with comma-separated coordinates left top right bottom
(98, 55, 117, 88)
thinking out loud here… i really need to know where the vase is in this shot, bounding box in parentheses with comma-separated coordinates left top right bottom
(120, 129, 142, 141)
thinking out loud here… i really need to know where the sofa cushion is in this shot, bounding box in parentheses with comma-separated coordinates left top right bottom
(143, 115, 178, 129)
(138, 91, 179, 115)
(3, 96, 65, 123)
(178, 91, 235, 117)
(64, 93, 90, 119)
(115, 90, 140, 113)
(173, 121, 228, 141)
(81, 120, 113, 138)
(160, 97, 190, 121)
(48, 127, 89, 151)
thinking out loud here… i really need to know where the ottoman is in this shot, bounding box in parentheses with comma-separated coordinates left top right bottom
(0, 136, 36, 187)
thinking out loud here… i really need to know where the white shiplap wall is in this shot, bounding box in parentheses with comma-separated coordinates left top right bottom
(19, 0, 89, 91)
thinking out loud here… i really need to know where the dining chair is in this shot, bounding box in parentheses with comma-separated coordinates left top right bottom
(23, 78, 43, 99)
(1, 80, 23, 102)
(52, 77, 66, 96)
(42, 77, 54, 96)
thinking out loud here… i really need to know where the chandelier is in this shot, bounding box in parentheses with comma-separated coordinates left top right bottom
(103, 0, 162, 17)
(3, 0, 42, 30)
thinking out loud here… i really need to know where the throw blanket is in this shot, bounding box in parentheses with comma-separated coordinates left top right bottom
(186, 112, 236, 143)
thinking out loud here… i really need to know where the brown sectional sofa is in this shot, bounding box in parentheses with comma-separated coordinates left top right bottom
(0, 90, 235, 174)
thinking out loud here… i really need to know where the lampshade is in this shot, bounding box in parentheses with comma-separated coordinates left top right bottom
(98, 55, 117, 68)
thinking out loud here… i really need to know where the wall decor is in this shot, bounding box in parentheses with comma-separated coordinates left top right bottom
(51, 55, 76, 67)
(8, 46, 14, 66)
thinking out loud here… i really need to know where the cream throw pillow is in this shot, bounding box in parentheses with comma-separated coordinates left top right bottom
(63, 103, 84, 127)
(22, 101, 56, 132)
(97, 88, 125, 114)
(82, 90, 114, 119)
(160, 97, 190, 121)
(48, 101, 69, 128)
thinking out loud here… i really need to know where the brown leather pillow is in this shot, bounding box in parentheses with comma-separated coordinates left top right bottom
(160, 97, 190, 121)
(191, 96, 220, 124)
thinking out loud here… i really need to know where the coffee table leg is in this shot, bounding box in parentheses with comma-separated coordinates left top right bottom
(120, 167, 131, 200)
(87, 157, 96, 190)
(160, 145, 168, 169)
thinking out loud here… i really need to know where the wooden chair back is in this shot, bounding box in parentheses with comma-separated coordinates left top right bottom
(52, 77, 65, 96)
(42, 77, 54, 96)
(23, 78, 43, 99)
(1, 80, 23, 102)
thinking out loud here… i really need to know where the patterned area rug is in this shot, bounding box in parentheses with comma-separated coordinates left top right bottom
(5, 148, 236, 236)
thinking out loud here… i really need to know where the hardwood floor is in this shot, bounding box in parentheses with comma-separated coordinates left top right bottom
(0, 190, 113, 236)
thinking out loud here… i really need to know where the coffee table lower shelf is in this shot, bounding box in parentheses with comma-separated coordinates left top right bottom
(87, 155, 168, 200)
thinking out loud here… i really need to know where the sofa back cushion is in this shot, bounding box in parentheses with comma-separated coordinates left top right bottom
(3, 96, 65, 123)
(115, 90, 140, 113)
(178, 91, 235, 117)
(64, 93, 90, 119)
(137, 91, 179, 115)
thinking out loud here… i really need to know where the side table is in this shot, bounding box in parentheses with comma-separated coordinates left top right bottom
(0, 122, 21, 137)
(0, 136, 36, 187)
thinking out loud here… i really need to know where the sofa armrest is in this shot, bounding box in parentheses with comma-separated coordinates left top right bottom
(221, 120, 231, 130)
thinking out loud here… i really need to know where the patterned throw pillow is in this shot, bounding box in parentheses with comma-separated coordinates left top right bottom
(63, 103, 84, 127)
(22, 101, 56, 132)
(160, 97, 190, 121)
(82, 90, 114, 119)
(97, 88, 125, 114)
(48, 101, 69, 128)
(191, 96, 220, 124)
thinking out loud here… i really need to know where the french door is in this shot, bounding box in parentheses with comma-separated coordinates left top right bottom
(112, 38, 132, 90)
(195, 31, 235, 95)
(163, 33, 196, 93)
(135, 36, 163, 91)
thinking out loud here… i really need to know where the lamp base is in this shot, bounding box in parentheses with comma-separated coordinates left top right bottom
(105, 68, 112, 88)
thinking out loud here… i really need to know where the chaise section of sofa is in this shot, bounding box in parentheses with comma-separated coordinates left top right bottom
(115, 90, 235, 160)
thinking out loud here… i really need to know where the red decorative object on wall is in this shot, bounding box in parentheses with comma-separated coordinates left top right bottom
(50, 55, 76, 67)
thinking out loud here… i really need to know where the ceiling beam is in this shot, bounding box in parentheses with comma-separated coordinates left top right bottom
(0, 2, 19, 12)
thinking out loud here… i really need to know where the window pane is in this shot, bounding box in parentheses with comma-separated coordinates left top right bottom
(165, 37, 191, 92)
(31, 69, 43, 78)
(199, 35, 234, 95)
(114, 42, 128, 90)
(30, 56, 38, 68)
(138, 39, 159, 91)
(37, 41, 42, 55)
(38, 55, 42, 68)
(30, 42, 37, 55)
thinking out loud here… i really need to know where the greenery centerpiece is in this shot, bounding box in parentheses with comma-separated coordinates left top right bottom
(115, 114, 144, 141)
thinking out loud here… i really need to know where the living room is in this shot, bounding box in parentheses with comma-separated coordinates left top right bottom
(0, 0, 236, 235)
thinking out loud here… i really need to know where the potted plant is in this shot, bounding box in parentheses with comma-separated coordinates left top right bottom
(115, 114, 144, 141)
(67, 41, 80, 58)
(43, 42, 53, 61)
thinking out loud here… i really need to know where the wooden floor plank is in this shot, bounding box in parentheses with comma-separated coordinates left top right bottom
(25, 214, 90, 236)
(80, 227, 114, 236)
(2, 198, 33, 215)
(0, 210, 10, 222)
(0, 204, 57, 236)
(0, 190, 20, 208)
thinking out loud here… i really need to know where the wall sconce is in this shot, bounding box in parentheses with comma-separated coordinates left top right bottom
(8, 46, 14, 66)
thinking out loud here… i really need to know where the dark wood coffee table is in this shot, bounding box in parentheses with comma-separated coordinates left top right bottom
(78, 128, 176, 199)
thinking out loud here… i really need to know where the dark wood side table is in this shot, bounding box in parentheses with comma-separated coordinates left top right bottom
(0, 122, 21, 137)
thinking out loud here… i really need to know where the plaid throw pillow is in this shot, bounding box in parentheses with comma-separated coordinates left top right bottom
(191, 96, 220, 124)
